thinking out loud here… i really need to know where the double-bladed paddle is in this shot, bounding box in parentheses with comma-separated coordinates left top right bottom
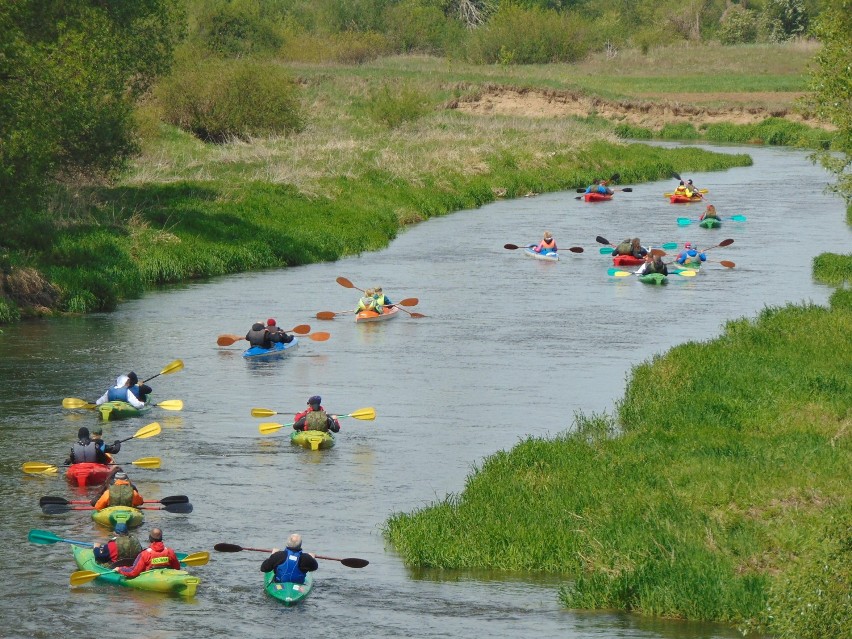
(62, 398, 182, 411)
(701, 238, 734, 251)
(42, 501, 193, 515)
(61, 360, 184, 409)
(258, 407, 377, 434)
(575, 187, 632, 194)
(213, 543, 369, 568)
(503, 244, 584, 253)
(69, 551, 208, 585)
(22, 456, 162, 475)
(217, 324, 311, 346)
(39, 495, 188, 507)
(142, 359, 184, 383)
(599, 242, 677, 255)
(664, 189, 709, 197)
(677, 215, 746, 226)
(607, 268, 696, 278)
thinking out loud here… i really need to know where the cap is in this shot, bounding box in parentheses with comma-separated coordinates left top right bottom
(687, 179, 694, 184)
(114, 522, 129, 534)
(308, 395, 321, 406)
(91, 426, 103, 435)
(266, 318, 276, 326)
(114, 471, 128, 480)
(127, 371, 138, 385)
(684, 242, 692, 249)
(77, 427, 90, 439)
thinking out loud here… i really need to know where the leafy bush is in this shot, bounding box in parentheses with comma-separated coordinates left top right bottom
(383, 0, 460, 55)
(156, 56, 304, 142)
(0, 296, 21, 323)
(465, 5, 588, 64)
(279, 29, 391, 63)
(365, 83, 431, 128)
(759, 0, 810, 42)
(718, 5, 759, 44)
(195, 0, 284, 56)
(813, 252, 852, 286)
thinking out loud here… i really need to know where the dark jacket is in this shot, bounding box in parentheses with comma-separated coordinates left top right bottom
(260, 549, 318, 575)
(246, 323, 272, 349)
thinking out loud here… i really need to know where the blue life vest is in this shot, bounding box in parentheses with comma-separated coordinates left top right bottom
(273, 549, 308, 584)
(107, 386, 130, 402)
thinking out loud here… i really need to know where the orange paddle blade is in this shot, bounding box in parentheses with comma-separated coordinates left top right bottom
(290, 324, 311, 334)
(336, 277, 356, 289)
(217, 334, 244, 346)
(308, 332, 331, 341)
(316, 312, 336, 320)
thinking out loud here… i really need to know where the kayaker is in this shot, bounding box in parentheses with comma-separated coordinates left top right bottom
(95, 374, 145, 409)
(674, 181, 688, 196)
(293, 395, 341, 433)
(634, 254, 653, 275)
(246, 321, 273, 349)
(90, 426, 122, 458)
(265, 318, 294, 344)
(373, 287, 393, 309)
(686, 179, 702, 198)
(115, 528, 181, 577)
(675, 242, 706, 267)
(611, 238, 633, 256)
(65, 427, 111, 465)
(94, 521, 142, 567)
(612, 238, 646, 258)
(356, 288, 381, 315)
(126, 371, 152, 402)
(585, 178, 613, 196)
(91, 470, 144, 510)
(260, 533, 318, 585)
(699, 204, 718, 221)
(645, 255, 669, 276)
(532, 231, 557, 255)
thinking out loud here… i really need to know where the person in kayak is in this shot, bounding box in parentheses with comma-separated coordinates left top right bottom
(675, 242, 706, 267)
(94, 521, 142, 567)
(65, 427, 112, 465)
(246, 321, 273, 349)
(95, 375, 145, 409)
(356, 288, 381, 314)
(612, 238, 647, 258)
(686, 179, 703, 198)
(293, 395, 341, 433)
(115, 528, 181, 577)
(699, 204, 719, 221)
(585, 178, 613, 196)
(91, 470, 144, 510)
(265, 318, 294, 344)
(90, 426, 122, 458)
(126, 371, 152, 403)
(373, 287, 393, 309)
(645, 255, 669, 276)
(532, 231, 557, 255)
(260, 533, 318, 585)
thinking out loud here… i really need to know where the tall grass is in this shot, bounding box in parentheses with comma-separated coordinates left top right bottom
(384, 300, 852, 629)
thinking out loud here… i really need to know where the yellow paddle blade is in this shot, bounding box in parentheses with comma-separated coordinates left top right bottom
(160, 359, 184, 376)
(258, 422, 285, 435)
(70, 570, 102, 586)
(251, 408, 277, 418)
(157, 399, 183, 411)
(612, 271, 633, 277)
(21, 462, 59, 474)
(180, 551, 210, 566)
(349, 407, 377, 421)
(131, 457, 161, 469)
(62, 398, 95, 409)
(133, 422, 161, 439)
(676, 269, 698, 277)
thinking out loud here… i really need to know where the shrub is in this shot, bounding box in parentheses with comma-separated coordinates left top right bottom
(759, 0, 809, 42)
(156, 57, 304, 142)
(0, 296, 21, 323)
(383, 0, 458, 55)
(813, 252, 852, 286)
(718, 5, 759, 44)
(195, 0, 284, 56)
(365, 83, 431, 129)
(279, 29, 391, 64)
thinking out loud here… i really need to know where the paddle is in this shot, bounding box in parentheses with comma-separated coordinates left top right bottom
(392, 306, 427, 319)
(213, 543, 369, 568)
(22, 456, 162, 475)
(117, 421, 162, 443)
(677, 215, 746, 226)
(70, 550, 208, 585)
(39, 495, 188, 507)
(573, 173, 625, 200)
(42, 501, 192, 515)
(599, 242, 677, 255)
(217, 324, 311, 347)
(607, 268, 695, 278)
(28, 528, 93, 548)
(664, 189, 709, 197)
(575, 187, 632, 193)
(61, 398, 182, 411)
(258, 407, 377, 434)
(503, 244, 584, 253)
(142, 359, 184, 384)
(701, 238, 735, 251)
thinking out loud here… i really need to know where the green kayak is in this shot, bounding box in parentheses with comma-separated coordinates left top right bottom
(290, 430, 335, 451)
(91, 506, 144, 530)
(98, 400, 151, 421)
(72, 546, 199, 597)
(264, 571, 313, 606)
(699, 217, 722, 229)
(638, 273, 668, 285)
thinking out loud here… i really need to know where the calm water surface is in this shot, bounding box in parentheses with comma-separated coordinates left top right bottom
(0, 144, 847, 638)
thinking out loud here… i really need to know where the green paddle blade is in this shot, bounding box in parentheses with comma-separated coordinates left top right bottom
(28, 529, 63, 545)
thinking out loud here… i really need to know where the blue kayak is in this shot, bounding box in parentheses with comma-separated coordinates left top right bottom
(243, 338, 299, 359)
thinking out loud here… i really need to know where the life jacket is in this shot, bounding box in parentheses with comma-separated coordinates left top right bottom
(114, 535, 142, 560)
(614, 240, 632, 255)
(648, 260, 667, 274)
(274, 549, 308, 584)
(538, 238, 556, 252)
(357, 296, 375, 312)
(107, 386, 130, 402)
(128, 385, 149, 401)
(246, 327, 271, 348)
(374, 294, 388, 307)
(72, 440, 98, 463)
(145, 544, 176, 569)
(305, 409, 329, 432)
(109, 482, 134, 506)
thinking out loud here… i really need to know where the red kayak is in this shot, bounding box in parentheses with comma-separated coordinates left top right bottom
(584, 192, 612, 202)
(612, 255, 644, 266)
(670, 194, 703, 204)
(66, 462, 113, 487)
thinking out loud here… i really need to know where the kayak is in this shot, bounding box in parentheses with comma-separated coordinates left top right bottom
(290, 430, 335, 451)
(66, 462, 113, 487)
(264, 571, 313, 606)
(355, 305, 400, 323)
(612, 255, 644, 267)
(91, 506, 144, 530)
(72, 546, 200, 597)
(98, 400, 151, 421)
(523, 248, 558, 262)
(638, 273, 668, 285)
(243, 338, 299, 359)
(584, 192, 612, 202)
(699, 217, 722, 228)
(670, 194, 704, 204)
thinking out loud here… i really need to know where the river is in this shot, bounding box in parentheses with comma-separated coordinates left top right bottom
(0, 143, 847, 638)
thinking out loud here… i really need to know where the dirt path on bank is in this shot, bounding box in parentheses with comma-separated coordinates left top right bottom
(451, 86, 829, 130)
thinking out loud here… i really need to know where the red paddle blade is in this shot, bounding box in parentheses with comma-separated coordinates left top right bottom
(316, 311, 336, 320)
(290, 324, 311, 334)
(336, 277, 355, 289)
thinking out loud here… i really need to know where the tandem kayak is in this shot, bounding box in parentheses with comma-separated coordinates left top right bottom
(291, 430, 335, 451)
(670, 194, 704, 204)
(699, 217, 722, 228)
(91, 506, 144, 530)
(264, 571, 313, 606)
(66, 462, 113, 487)
(523, 248, 558, 262)
(584, 192, 612, 202)
(98, 400, 151, 422)
(355, 305, 400, 323)
(72, 546, 200, 597)
(612, 254, 644, 267)
(638, 273, 668, 285)
(243, 338, 299, 359)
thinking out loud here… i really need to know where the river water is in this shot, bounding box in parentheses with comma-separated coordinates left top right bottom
(0, 144, 847, 639)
